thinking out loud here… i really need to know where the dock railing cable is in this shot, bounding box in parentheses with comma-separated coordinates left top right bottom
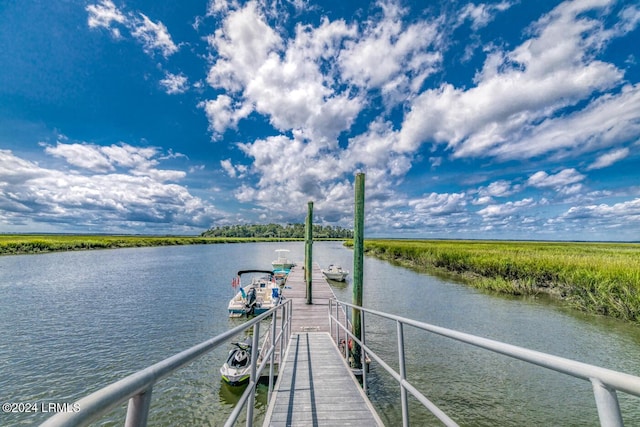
(329, 299, 640, 427)
(40, 299, 292, 427)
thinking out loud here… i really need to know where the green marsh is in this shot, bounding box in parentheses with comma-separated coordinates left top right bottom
(351, 239, 640, 323)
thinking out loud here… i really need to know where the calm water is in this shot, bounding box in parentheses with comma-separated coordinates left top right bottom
(1, 241, 639, 426)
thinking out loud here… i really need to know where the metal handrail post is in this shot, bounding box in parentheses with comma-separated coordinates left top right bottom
(397, 321, 409, 427)
(338, 301, 342, 352)
(280, 304, 285, 371)
(591, 378, 624, 427)
(361, 309, 367, 394)
(124, 388, 152, 427)
(339, 300, 342, 345)
(246, 321, 260, 427)
(335, 300, 340, 349)
(345, 306, 350, 360)
(289, 299, 292, 338)
(329, 299, 333, 342)
(286, 302, 291, 344)
(268, 311, 277, 404)
(329, 299, 333, 338)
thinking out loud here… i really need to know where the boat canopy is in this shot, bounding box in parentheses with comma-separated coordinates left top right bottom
(237, 269, 274, 276)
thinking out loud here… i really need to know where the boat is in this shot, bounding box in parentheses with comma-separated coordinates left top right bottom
(271, 249, 295, 270)
(321, 264, 349, 282)
(228, 270, 282, 317)
(220, 341, 254, 386)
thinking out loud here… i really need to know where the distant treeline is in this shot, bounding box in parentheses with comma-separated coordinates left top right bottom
(201, 223, 353, 239)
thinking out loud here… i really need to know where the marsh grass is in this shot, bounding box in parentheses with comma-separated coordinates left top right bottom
(0, 235, 299, 256)
(350, 239, 640, 323)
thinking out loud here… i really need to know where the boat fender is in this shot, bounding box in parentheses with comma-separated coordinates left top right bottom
(340, 339, 353, 352)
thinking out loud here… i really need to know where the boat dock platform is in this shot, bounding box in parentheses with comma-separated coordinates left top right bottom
(263, 264, 383, 426)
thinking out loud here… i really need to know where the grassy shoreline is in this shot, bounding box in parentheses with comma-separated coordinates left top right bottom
(0, 234, 302, 255)
(347, 239, 640, 323)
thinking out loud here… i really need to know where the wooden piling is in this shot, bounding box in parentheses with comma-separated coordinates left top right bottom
(352, 173, 364, 368)
(305, 201, 313, 304)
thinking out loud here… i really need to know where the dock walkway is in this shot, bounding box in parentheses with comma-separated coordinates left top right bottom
(281, 263, 334, 333)
(263, 264, 383, 426)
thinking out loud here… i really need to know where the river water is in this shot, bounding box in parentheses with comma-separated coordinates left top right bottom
(0, 241, 638, 426)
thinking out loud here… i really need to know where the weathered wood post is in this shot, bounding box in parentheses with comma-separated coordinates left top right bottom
(305, 200, 313, 304)
(352, 173, 364, 368)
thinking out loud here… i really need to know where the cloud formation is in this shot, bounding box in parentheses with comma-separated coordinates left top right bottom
(588, 148, 631, 170)
(86, 0, 126, 37)
(398, 0, 632, 159)
(160, 72, 189, 95)
(0, 144, 221, 233)
(194, 0, 639, 237)
(4, 0, 638, 239)
(86, 0, 178, 58)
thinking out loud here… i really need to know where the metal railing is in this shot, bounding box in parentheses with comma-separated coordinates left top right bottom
(40, 299, 292, 427)
(329, 299, 640, 427)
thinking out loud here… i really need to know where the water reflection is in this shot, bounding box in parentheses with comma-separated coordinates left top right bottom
(218, 381, 246, 406)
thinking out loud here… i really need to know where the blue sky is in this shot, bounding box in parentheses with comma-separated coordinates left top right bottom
(1, 0, 639, 240)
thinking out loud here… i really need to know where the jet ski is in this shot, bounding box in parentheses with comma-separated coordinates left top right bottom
(220, 341, 253, 386)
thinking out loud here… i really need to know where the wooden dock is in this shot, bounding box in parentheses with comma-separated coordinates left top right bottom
(281, 263, 334, 333)
(263, 264, 383, 426)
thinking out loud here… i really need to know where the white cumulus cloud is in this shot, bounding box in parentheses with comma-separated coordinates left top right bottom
(0, 146, 221, 233)
(86, 0, 126, 37)
(160, 72, 189, 94)
(527, 168, 585, 189)
(397, 0, 631, 161)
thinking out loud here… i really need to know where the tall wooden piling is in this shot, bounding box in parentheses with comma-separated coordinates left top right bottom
(305, 201, 313, 304)
(352, 173, 364, 368)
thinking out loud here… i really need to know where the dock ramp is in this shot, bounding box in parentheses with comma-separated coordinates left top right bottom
(263, 332, 383, 426)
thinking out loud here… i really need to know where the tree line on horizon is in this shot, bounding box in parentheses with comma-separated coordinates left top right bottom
(201, 223, 353, 239)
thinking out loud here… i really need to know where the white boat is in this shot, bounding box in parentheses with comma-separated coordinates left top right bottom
(220, 341, 254, 386)
(271, 249, 295, 270)
(228, 270, 281, 317)
(321, 264, 349, 282)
